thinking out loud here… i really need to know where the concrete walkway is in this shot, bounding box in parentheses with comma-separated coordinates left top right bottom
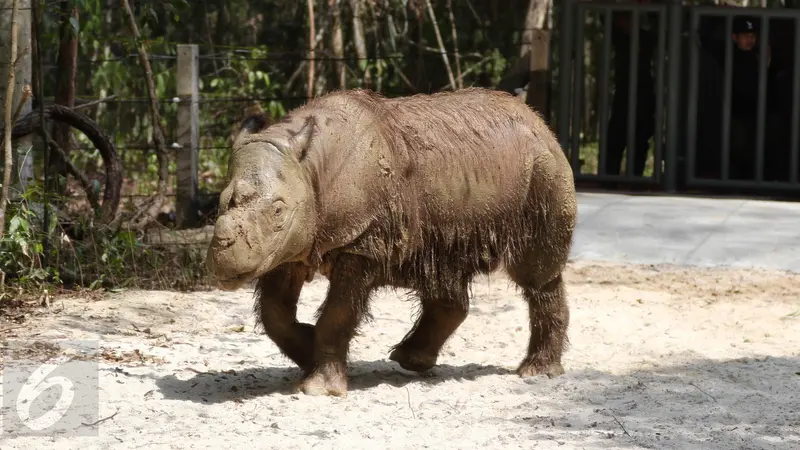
(571, 192, 800, 273)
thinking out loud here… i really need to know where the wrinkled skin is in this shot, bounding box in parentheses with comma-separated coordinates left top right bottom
(206, 88, 577, 397)
(205, 118, 316, 291)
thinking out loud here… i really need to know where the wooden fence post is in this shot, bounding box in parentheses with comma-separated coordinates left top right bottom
(175, 44, 199, 228)
(527, 28, 550, 122)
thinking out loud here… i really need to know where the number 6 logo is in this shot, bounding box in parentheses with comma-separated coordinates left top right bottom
(15, 363, 76, 431)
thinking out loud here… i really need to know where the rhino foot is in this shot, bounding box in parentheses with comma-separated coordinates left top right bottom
(516, 360, 565, 379)
(389, 346, 437, 373)
(293, 367, 348, 397)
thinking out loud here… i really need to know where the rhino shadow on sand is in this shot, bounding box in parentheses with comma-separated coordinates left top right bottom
(154, 361, 513, 403)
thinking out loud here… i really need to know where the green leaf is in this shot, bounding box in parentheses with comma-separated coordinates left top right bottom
(69, 17, 79, 35)
(9, 216, 22, 234)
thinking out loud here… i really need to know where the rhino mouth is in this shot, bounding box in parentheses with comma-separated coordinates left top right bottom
(216, 268, 259, 290)
(210, 205, 305, 291)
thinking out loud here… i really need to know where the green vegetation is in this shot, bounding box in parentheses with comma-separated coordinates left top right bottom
(1, 0, 536, 298)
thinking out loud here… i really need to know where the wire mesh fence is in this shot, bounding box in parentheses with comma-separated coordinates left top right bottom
(33, 44, 501, 230)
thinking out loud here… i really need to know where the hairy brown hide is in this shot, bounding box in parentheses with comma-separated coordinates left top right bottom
(228, 87, 576, 395)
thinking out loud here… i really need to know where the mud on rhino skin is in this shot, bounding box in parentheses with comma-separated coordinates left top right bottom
(205, 87, 578, 397)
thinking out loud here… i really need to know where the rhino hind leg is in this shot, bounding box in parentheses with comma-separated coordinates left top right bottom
(511, 272, 569, 378)
(389, 278, 470, 373)
(254, 263, 316, 373)
(294, 254, 377, 397)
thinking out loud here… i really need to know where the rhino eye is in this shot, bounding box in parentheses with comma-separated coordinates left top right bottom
(272, 200, 286, 217)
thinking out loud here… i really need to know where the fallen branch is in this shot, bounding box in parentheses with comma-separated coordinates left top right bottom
(81, 409, 119, 427)
(610, 411, 631, 437)
(688, 381, 718, 402)
(405, 386, 416, 419)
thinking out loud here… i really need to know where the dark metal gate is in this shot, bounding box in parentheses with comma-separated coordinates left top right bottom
(684, 6, 800, 193)
(553, 0, 800, 197)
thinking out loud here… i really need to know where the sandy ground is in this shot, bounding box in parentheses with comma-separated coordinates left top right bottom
(1, 260, 799, 449)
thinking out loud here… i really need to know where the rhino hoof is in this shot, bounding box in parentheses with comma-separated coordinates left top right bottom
(389, 347, 437, 373)
(516, 361, 565, 379)
(293, 371, 348, 397)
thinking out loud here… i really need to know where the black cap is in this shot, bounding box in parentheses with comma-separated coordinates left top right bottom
(733, 16, 758, 34)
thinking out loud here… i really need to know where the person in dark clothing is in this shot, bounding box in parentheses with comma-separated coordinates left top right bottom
(728, 16, 768, 120)
(604, 8, 658, 177)
(707, 15, 785, 180)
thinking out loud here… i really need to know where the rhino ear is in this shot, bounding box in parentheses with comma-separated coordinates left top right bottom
(288, 116, 316, 160)
(272, 116, 316, 161)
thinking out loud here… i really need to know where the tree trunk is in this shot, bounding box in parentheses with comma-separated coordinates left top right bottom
(349, 0, 371, 88)
(0, 0, 33, 199)
(330, 0, 345, 89)
(522, 0, 551, 118)
(49, 0, 78, 196)
(495, 0, 552, 117)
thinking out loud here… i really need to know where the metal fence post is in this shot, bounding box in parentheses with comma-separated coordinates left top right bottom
(664, 0, 683, 193)
(176, 44, 200, 228)
(556, 0, 575, 154)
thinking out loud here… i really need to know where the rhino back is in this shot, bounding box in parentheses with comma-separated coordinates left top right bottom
(382, 88, 571, 226)
(281, 88, 574, 264)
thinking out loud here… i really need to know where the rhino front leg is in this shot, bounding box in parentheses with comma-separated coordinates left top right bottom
(389, 278, 469, 372)
(294, 254, 376, 397)
(254, 262, 316, 373)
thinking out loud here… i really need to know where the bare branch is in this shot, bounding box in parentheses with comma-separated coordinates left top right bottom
(424, 0, 456, 90)
(120, 0, 169, 229)
(446, 0, 463, 89)
(307, 0, 316, 99)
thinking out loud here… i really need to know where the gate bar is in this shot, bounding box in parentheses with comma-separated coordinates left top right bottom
(755, 18, 770, 182)
(792, 16, 800, 184)
(686, 10, 700, 182)
(721, 15, 733, 181)
(626, 9, 641, 177)
(557, 0, 575, 154)
(570, 8, 585, 175)
(664, 0, 682, 192)
(598, 8, 613, 176)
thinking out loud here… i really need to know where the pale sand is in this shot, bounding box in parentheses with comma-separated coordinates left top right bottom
(1, 260, 799, 449)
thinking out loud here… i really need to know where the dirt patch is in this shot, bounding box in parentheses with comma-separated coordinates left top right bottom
(1, 260, 799, 449)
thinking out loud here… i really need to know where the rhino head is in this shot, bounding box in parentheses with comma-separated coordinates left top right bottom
(205, 115, 317, 291)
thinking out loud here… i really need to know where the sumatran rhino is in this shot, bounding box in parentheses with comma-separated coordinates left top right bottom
(205, 87, 577, 397)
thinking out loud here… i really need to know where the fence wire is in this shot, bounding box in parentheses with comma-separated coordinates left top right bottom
(38, 45, 500, 221)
